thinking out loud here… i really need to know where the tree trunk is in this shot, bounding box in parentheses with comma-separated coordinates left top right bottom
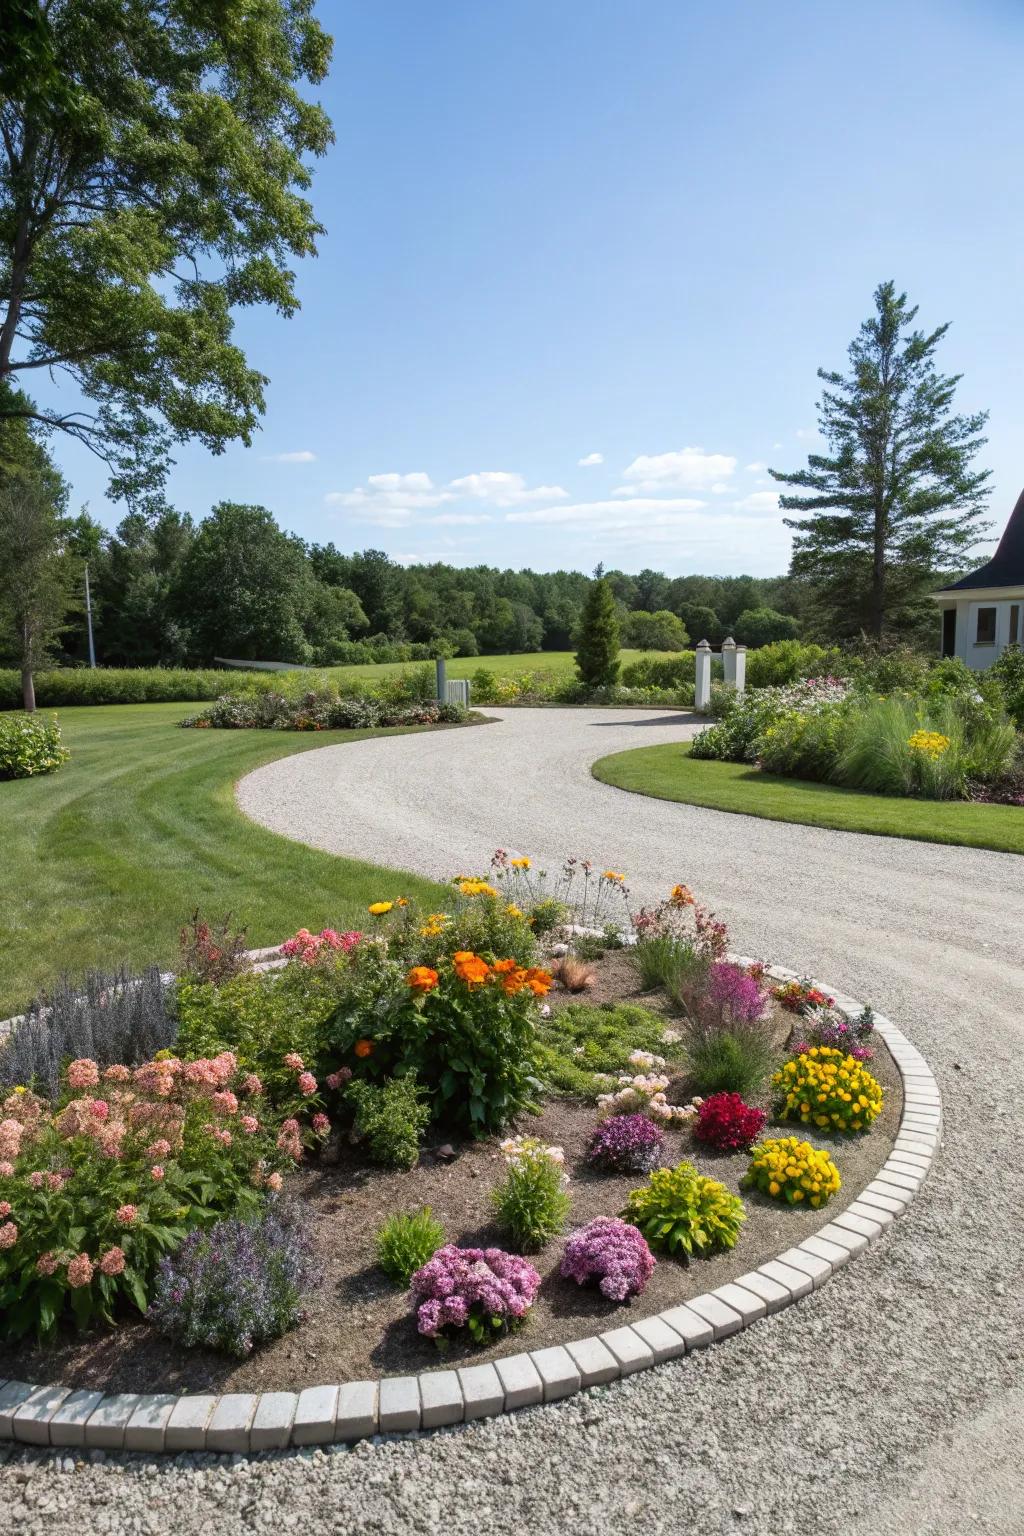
(21, 666, 36, 713)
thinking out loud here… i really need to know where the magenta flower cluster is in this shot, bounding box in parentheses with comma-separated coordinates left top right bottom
(706, 962, 767, 1025)
(560, 1217, 655, 1302)
(587, 1112, 665, 1174)
(409, 1244, 541, 1339)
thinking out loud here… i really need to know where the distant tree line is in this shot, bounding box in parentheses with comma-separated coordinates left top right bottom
(32, 498, 806, 671)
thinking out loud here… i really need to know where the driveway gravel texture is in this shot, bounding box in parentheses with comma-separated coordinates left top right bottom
(3, 707, 1021, 1536)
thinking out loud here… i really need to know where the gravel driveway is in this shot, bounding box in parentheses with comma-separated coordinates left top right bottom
(5, 708, 1021, 1536)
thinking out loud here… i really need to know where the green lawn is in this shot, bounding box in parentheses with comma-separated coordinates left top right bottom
(322, 649, 673, 683)
(0, 704, 454, 1015)
(592, 741, 1024, 855)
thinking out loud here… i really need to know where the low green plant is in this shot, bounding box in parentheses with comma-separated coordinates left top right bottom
(0, 713, 69, 779)
(534, 1001, 673, 1095)
(621, 1160, 746, 1258)
(491, 1137, 571, 1251)
(375, 1207, 446, 1286)
(346, 1073, 430, 1168)
(744, 640, 834, 690)
(631, 933, 707, 1006)
(682, 1019, 775, 1098)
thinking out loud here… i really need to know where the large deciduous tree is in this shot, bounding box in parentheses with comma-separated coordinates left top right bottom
(771, 282, 991, 639)
(0, 473, 75, 709)
(0, 0, 333, 510)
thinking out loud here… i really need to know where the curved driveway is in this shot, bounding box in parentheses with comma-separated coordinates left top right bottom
(11, 710, 1016, 1536)
(234, 709, 1024, 1534)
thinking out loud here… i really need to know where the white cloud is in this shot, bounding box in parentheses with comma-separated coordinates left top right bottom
(446, 471, 568, 506)
(507, 496, 706, 528)
(324, 471, 452, 524)
(428, 512, 492, 526)
(746, 460, 767, 473)
(262, 449, 317, 464)
(734, 490, 781, 515)
(577, 451, 604, 467)
(616, 447, 737, 495)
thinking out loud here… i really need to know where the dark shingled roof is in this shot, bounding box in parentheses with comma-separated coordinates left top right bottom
(938, 487, 1024, 592)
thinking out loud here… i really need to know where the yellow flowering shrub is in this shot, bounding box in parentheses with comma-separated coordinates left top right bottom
(742, 1136, 841, 1208)
(773, 1046, 883, 1133)
(907, 729, 950, 760)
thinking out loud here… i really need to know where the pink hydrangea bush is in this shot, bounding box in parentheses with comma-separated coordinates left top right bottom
(280, 928, 361, 965)
(0, 1054, 297, 1343)
(409, 1244, 541, 1344)
(560, 1217, 655, 1302)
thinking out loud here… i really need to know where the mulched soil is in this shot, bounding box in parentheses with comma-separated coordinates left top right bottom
(1, 957, 902, 1394)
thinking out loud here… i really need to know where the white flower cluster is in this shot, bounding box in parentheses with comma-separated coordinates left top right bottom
(596, 1073, 698, 1125)
(499, 1135, 570, 1184)
(627, 1049, 666, 1070)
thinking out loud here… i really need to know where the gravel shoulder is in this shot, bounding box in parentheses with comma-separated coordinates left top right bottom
(4, 707, 1022, 1536)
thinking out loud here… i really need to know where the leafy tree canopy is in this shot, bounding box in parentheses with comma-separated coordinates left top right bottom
(0, 0, 333, 511)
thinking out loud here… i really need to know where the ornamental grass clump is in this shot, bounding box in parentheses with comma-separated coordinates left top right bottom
(742, 1136, 841, 1208)
(560, 1216, 655, 1302)
(375, 1207, 445, 1287)
(148, 1203, 321, 1357)
(491, 1136, 571, 1251)
(587, 1112, 665, 1174)
(692, 1092, 767, 1152)
(621, 1161, 746, 1259)
(409, 1244, 541, 1343)
(773, 1047, 883, 1134)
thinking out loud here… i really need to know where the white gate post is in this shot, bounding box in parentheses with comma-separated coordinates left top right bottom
(695, 640, 712, 711)
(734, 644, 747, 695)
(721, 636, 736, 687)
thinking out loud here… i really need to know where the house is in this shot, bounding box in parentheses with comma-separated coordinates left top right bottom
(932, 488, 1024, 668)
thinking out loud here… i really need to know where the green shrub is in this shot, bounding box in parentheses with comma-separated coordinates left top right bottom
(375, 1207, 446, 1286)
(837, 696, 1016, 799)
(534, 1001, 674, 1095)
(620, 653, 696, 691)
(0, 713, 69, 778)
(621, 1161, 746, 1258)
(744, 640, 833, 690)
(991, 645, 1024, 729)
(681, 1019, 775, 1097)
(756, 702, 849, 780)
(491, 1138, 571, 1251)
(346, 1074, 430, 1168)
(0, 666, 285, 709)
(631, 933, 707, 1006)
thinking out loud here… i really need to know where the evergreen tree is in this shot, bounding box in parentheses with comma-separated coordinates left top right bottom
(575, 573, 620, 686)
(771, 282, 991, 639)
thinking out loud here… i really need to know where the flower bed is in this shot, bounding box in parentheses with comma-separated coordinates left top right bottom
(0, 859, 905, 1398)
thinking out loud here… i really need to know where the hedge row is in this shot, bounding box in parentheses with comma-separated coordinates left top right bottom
(0, 667, 290, 709)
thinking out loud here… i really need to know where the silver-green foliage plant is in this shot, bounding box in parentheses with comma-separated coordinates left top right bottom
(1, 967, 177, 1099)
(621, 1161, 746, 1258)
(375, 1207, 446, 1287)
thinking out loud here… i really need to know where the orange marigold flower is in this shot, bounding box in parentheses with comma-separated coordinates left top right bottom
(453, 953, 490, 986)
(669, 883, 695, 907)
(407, 966, 439, 993)
(492, 958, 519, 974)
(354, 1039, 374, 1058)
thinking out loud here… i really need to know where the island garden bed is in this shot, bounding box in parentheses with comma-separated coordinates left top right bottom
(0, 861, 904, 1404)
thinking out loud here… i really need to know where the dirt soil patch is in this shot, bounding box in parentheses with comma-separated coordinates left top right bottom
(0, 962, 902, 1395)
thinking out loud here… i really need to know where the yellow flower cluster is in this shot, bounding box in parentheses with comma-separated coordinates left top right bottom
(773, 1046, 883, 1134)
(456, 878, 500, 898)
(907, 729, 950, 760)
(743, 1136, 841, 1207)
(420, 912, 450, 937)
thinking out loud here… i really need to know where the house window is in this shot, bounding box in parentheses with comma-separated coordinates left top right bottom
(1011, 605, 1020, 647)
(976, 607, 997, 645)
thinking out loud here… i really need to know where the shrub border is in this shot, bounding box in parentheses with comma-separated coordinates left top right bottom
(0, 957, 940, 1456)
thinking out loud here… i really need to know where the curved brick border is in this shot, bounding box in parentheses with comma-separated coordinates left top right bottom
(0, 959, 940, 1455)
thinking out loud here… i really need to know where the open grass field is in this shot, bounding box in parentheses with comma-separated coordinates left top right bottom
(592, 741, 1024, 855)
(0, 703, 453, 1015)
(321, 648, 673, 683)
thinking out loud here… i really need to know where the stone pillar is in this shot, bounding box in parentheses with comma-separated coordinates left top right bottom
(734, 644, 747, 695)
(695, 640, 712, 711)
(721, 636, 736, 686)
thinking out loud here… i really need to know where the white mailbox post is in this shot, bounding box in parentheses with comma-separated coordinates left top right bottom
(694, 640, 712, 711)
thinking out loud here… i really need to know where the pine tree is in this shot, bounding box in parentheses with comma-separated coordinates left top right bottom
(771, 282, 991, 639)
(575, 573, 621, 687)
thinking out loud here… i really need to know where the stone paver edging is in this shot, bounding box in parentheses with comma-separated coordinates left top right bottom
(0, 960, 940, 1455)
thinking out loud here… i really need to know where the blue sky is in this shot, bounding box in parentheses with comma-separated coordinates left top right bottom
(54, 0, 1024, 576)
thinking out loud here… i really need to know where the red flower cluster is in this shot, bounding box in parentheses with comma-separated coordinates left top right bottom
(692, 1092, 767, 1152)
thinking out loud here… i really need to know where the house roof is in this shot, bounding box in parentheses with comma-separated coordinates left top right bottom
(937, 486, 1024, 592)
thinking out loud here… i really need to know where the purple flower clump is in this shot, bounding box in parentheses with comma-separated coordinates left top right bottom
(706, 962, 767, 1025)
(587, 1112, 665, 1174)
(148, 1203, 321, 1358)
(410, 1244, 541, 1339)
(560, 1217, 655, 1302)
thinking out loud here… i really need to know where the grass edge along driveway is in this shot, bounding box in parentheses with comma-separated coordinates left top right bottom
(591, 741, 1024, 856)
(0, 702, 456, 1015)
